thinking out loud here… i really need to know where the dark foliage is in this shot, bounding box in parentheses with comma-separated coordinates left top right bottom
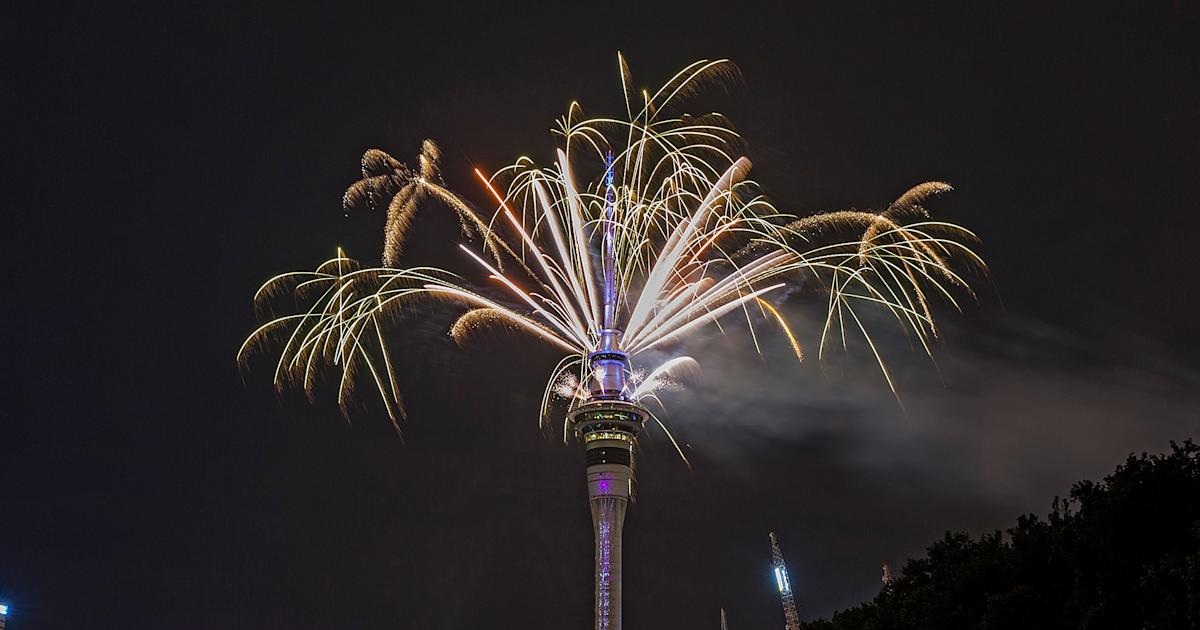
(800, 441, 1200, 630)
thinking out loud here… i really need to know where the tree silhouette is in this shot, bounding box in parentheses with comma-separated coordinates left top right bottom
(801, 440, 1200, 629)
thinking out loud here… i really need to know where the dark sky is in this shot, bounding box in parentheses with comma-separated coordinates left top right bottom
(3, 1, 1199, 628)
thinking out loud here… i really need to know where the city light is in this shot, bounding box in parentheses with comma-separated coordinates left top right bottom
(0, 603, 8, 615)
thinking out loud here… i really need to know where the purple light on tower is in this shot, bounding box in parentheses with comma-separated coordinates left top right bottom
(568, 150, 648, 630)
(602, 150, 618, 330)
(596, 516, 614, 629)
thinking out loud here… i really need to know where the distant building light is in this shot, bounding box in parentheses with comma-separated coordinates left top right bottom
(0, 603, 8, 615)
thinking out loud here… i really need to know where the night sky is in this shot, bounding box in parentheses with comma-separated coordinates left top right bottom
(4, 2, 1200, 628)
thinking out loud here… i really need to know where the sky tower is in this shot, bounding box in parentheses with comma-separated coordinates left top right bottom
(567, 152, 647, 630)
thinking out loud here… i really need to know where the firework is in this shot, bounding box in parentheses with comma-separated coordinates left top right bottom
(239, 55, 985, 438)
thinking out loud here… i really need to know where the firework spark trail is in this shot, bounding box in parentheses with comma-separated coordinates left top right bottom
(632, 357, 701, 400)
(240, 55, 986, 440)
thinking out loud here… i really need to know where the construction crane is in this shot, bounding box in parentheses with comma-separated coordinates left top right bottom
(769, 531, 801, 630)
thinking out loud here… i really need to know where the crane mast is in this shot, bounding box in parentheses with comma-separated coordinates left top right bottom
(769, 531, 801, 630)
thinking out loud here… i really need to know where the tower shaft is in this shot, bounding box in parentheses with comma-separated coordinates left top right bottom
(590, 480, 629, 630)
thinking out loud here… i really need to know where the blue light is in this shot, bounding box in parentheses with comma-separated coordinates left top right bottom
(0, 603, 8, 615)
(604, 151, 615, 192)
